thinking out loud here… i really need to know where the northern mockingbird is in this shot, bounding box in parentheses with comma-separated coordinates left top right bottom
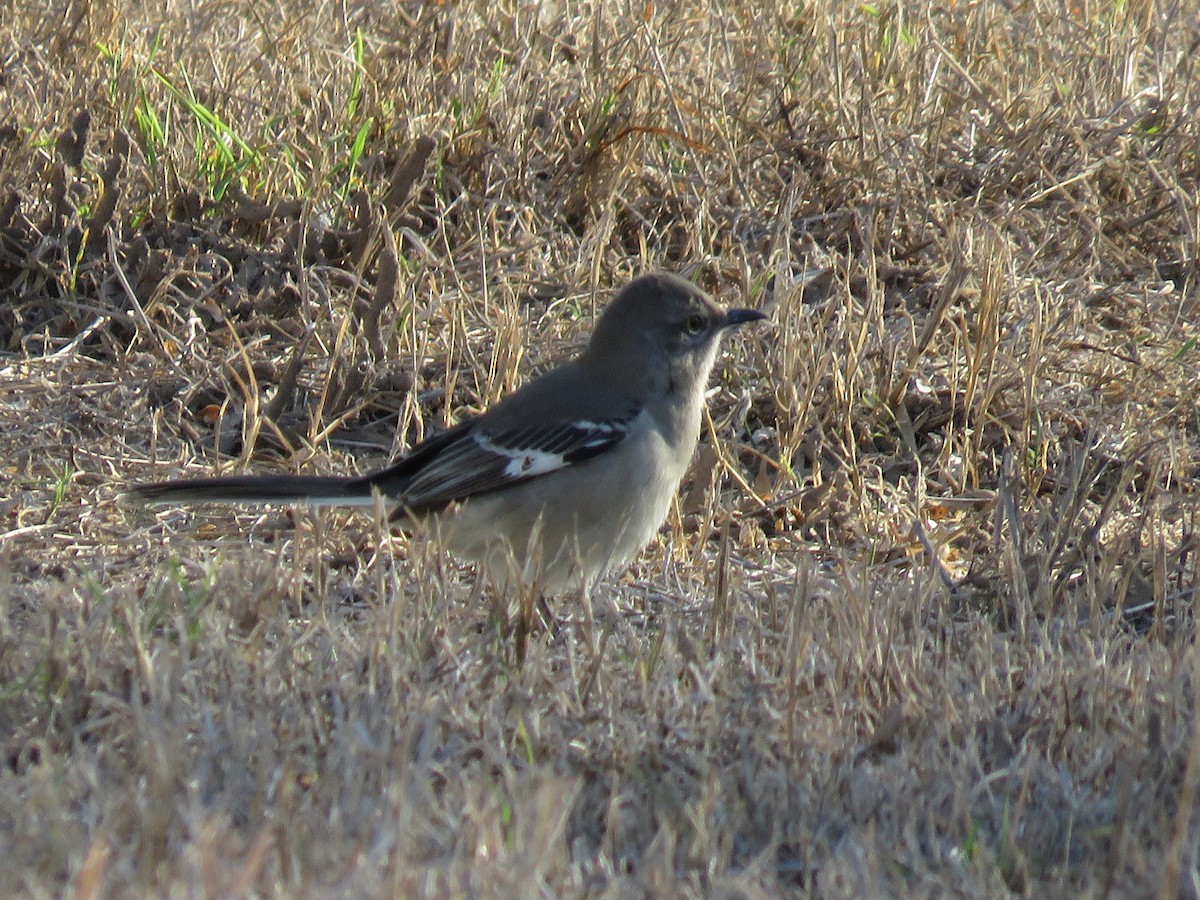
(130, 272, 767, 593)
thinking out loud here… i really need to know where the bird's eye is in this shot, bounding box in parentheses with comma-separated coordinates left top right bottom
(685, 314, 706, 335)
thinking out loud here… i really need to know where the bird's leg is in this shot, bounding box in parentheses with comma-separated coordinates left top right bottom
(514, 584, 535, 665)
(510, 571, 535, 665)
(536, 593, 560, 638)
(513, 589, 560, 665)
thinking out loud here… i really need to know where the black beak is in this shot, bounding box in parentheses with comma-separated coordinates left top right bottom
(722, 307, 768, 329)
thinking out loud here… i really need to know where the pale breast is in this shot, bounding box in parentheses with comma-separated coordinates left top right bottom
(435, 410, 692, 594)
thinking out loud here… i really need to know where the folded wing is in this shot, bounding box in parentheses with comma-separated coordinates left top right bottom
(365, 412, 640, 515)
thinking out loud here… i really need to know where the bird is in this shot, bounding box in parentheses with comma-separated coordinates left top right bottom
(129, 272, 767, 595)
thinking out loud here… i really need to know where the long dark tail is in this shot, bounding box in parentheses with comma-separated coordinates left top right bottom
(127, 474, 377, 507)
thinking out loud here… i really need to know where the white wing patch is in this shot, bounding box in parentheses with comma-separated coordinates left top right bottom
(475, 432, 569, 479)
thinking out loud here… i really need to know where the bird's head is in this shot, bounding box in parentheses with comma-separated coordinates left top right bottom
(584, 272, 767, 396)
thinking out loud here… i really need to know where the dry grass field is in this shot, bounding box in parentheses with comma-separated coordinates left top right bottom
(2, 0, 1199, 895)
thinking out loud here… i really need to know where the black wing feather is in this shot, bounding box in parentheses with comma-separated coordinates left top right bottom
(366, 411, 639, 515)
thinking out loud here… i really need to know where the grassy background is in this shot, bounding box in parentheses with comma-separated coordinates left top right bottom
(2, 1, 1199, 895)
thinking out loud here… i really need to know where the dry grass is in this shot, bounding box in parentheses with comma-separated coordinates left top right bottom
(2, 0, 1199, 895)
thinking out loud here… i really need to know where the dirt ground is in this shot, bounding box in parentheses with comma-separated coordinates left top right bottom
(2, 1, 1200, 896)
